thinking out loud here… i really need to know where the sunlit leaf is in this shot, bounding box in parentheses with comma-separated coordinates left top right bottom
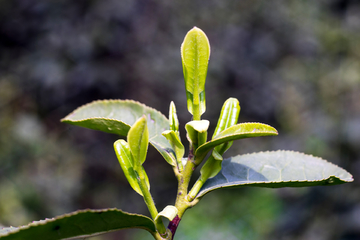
(181, 27, 210, 118)
(113, 140, 150, 196)
(195, 123, 278, 161)
(128, 116, 149, 166)
(169, 101, 179, 133)
(61, 100, 176, 166)
(197, 151, 354, 198)
(162, 130, 185, 170)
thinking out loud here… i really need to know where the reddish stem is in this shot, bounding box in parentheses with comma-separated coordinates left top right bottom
(167, 215, 181, 239)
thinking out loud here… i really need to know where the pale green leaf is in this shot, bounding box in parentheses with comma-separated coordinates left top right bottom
(162, 130, 185, 170)
(185, 120, 209, 150)
(195, 122, 278, 161)
(197, 151, 354, 198)
(113, 140, 150, 196)
(0, 208, 156, 240)
(169, 101, 179, 132)
(61, 100, 176, 166)
(212, 98, 240, 138)
(128, 116, 149, 166)
(181, 27, 210, 117)
(155, 206, 178, 222)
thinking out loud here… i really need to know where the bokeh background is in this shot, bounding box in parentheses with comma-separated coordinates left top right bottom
(1, 0, 360, 239)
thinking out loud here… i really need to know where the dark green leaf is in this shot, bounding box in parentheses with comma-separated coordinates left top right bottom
(197, 151, 354, 198)
(0, 208, 156, 240)
(61, 100, 176, 166)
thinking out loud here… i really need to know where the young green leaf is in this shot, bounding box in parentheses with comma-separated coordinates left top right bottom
(128, 116, 149, 168)
(197, 151, 354, 198)
(197, 98, 241, 190)
(0, 208, 156, 240)
(195, 122, 278, 161)
(169, 101, 179, 133)
(181, 27, 210, 120)
(204, 98, 240, 171)
(113, 140, 150, 196)
(162, 130, 185, 171)
(212, 98, 240, 138)
(185, 120, 209, 152)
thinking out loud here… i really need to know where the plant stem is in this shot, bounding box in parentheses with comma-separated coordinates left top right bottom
(187, 179, 204, 202)
(174, 149, 196, 217)
(167, 142, 203, 239)
(153, 231, 171, 240)
(137, 170, 166, 235)
(192, 103, 201, 121)
(167, 215, 181, 239)
(187, 154, 217, 201)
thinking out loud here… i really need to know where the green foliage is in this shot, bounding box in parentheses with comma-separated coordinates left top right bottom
(113, 139, 150, 196)
(127, 116, 149, 167)
(61, 100, 176, 167)
(162, 130, 184, 171)
(199, 98, 241, 188)
(0, 209, 156, 240)
(185, 120, 209, 153)
(0, 27, 353, 240)
(195, 122, 278, 162)
(181, 27, 210, 120)
(198, 150, 353, 198)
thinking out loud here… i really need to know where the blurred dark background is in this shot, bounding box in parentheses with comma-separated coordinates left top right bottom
(0, 0, 359, 239)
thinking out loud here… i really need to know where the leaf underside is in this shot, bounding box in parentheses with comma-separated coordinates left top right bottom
(61, 100, 176, 166)
(0, 208, 156, 240)
(197, 150, 353, 198)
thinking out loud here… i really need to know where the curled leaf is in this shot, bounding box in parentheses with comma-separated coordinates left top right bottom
(185, 120, 209, 152)
(113, 140, 150, 196)
(162, 130, 185, 171)
(212, 98, 240, 138)
(169, 101, 179, 133)
(155, 206, 178, 222)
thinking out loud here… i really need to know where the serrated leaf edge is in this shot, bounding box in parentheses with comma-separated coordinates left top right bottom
(61, 99, 168, 123)
(238, 150, 353, 178)
(60, 99, 177, 166)
(216, 122, 278, 136)
(197, 175, 351, 199)
(197, 150, 354, 198)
